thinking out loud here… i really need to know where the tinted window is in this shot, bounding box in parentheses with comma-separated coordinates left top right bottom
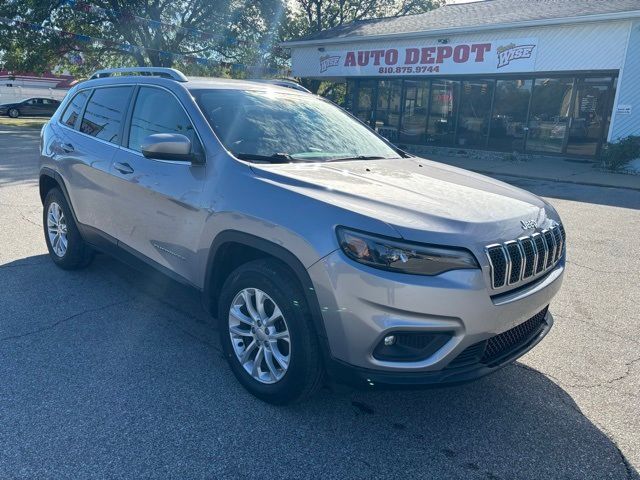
(80, 87, 132, 144)
(194, 89, 399, 162)
(128, 87, 198, 152)
(61, 91, 89, 129)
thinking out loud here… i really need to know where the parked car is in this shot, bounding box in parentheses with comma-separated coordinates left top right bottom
(39, 68, 566, 404)
(0, 97, 61, 118)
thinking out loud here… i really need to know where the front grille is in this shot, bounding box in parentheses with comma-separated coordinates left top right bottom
(481, 307, 548, 364)
(486, 223, 565, 290)
(446, 307, 549, 370)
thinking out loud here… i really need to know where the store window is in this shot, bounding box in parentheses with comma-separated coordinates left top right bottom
(526, 77, 574, 153)
(488, 79, 532, 152)
(374, 79, 402, 142)
(399, 80, 429, 144)
(427, 79, 459, 145)
(457, 79, 494, 148)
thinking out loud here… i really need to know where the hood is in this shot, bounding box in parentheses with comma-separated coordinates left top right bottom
(251, 157, 555, 247)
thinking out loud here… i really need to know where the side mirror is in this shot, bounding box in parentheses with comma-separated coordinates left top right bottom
(140, 133, 203, 164)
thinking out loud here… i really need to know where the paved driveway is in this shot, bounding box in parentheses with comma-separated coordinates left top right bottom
(1, 126, 638, 479)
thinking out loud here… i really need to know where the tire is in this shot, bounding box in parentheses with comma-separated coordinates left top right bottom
(218, 259, 324, 404)
(8, 108, 19, 118)
(43, 188, 93, 270)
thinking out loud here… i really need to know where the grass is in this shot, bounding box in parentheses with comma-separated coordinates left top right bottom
(0, 117, 48, 129)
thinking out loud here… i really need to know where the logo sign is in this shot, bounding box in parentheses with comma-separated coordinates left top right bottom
(496, 43, 536, 69)
(616, 104, 632, 115)
(520, 220, 537, 230)
(319, 54, 341, 73)
(301, 37, 538, 77)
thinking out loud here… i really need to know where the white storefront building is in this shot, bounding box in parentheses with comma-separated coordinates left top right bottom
(284, 0, 640, 158)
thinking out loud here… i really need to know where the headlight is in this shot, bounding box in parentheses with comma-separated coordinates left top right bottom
(336, 227, 479, 276)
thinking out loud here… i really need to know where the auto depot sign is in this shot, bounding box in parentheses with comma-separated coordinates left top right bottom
(308, 38, 538, 77)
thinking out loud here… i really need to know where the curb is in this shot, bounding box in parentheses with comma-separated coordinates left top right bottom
(466, 169, 640, 192)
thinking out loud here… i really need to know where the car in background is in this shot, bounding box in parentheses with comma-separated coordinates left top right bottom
(0, 97, 61, 118)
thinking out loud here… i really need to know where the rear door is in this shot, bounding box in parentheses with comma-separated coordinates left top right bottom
(56, 86, 134, 238)
(109, 85, 206, 282)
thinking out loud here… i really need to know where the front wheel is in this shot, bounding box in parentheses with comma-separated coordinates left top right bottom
(8, 108, 19, 118)
(218, 259, 324, 404)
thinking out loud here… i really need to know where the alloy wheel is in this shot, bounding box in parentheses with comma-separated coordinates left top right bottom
(228, 287, 291, 384)
(47, 202, 68, 257)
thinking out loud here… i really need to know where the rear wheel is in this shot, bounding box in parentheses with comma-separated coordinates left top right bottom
(8, 108, 19, 118)
(218, 259, 324, 404)
(43, 188, 93, 269)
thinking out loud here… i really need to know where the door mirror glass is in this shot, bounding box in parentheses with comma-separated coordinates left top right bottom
(141, 133, 199, 162)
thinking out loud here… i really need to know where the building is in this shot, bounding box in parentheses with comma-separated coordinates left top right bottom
(283, 0, 640, 158)
(0, 71, 75, 105)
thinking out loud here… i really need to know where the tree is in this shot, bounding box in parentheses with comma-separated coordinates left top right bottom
(291, 0, 444, 35)
(0, 0, 284, 76)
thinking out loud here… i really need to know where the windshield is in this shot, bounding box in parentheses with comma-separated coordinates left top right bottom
(192, 88, 401, 163)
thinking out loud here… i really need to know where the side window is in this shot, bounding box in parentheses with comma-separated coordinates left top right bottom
(128, 87, 199, 153)
(60, 90, 89, 129)
(80, 86, 133, 144)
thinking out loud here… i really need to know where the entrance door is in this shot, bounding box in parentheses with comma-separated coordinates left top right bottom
(355, 80, 376, 127)
(566, 79, 613, 156)
(526, 77, 574, 154)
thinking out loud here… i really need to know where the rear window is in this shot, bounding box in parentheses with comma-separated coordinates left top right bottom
(80, 87, 133, 144)
(60, 91, 89, 129)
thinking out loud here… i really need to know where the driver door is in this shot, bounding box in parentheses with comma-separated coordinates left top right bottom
(109, 86, 206, 282)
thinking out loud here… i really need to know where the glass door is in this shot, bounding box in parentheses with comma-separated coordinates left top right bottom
(427, 79, 460, 145)
(399, 79, 429, 144)
(526, 77, 574, 154)
(374, 79, 402, 142)
(355, 80, 376, 127)
(566, 78, 613, 156)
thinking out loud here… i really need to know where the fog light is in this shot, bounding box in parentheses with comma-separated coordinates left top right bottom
(384, 335, 396, 346)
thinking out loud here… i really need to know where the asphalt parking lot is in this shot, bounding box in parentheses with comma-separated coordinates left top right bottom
(1, 126, 639, 479)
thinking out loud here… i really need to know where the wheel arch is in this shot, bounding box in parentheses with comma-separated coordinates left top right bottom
(203, 230, 329, 343)
(39, 168, 79, 224)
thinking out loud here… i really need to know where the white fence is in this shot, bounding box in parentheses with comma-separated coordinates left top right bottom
(0, 86, 69, 105)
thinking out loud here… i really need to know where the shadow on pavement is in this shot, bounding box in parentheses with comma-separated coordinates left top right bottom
(0, 253, 637, 479)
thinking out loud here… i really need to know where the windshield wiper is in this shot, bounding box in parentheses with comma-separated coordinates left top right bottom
(233, 152, 307, 164)
(325, 155, 394, 162)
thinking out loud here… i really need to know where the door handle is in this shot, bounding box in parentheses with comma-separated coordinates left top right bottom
(61, 143, 74, 153)
(114, 162, 134, 174)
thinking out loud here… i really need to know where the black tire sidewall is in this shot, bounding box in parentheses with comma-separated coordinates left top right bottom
(8, 108, 19, 118)
(218, 260, 322, 404)
(43, 189, 91, 269)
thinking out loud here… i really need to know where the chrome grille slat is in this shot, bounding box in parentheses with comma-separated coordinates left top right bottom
(486, 223, 565, 290)
(543, 229, 556, 268)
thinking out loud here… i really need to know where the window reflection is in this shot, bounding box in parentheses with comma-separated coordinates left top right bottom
(489, 79, 532, 152)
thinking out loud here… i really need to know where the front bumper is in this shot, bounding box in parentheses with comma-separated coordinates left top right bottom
(308, 250, 564, 381)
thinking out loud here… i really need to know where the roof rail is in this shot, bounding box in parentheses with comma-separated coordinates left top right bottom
(89, 67, 188, 82)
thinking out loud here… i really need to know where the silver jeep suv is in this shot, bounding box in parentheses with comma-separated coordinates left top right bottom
(39, 67, 565, 404)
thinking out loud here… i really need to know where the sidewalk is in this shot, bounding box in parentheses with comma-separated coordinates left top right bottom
(425, 153, 640, 191)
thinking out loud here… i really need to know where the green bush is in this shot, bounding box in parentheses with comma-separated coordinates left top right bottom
(599, 136, 640, 171)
